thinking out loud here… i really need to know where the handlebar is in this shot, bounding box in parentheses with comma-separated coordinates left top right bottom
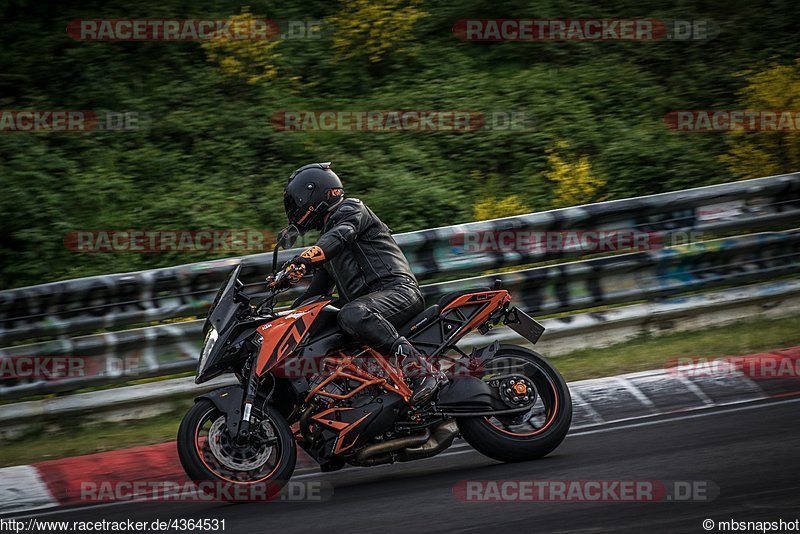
(268, 263, 303, 289)
(245, 264, 304, 316)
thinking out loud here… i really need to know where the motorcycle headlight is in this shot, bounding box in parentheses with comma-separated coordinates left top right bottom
(199, 327, 219, 371)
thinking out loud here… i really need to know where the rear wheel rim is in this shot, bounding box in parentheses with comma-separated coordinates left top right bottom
(481, 355, 560, 437)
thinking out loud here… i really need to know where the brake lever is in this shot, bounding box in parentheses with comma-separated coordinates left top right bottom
(250, 294, 276, 316)
(255, 266, 302, 315)
(268, 264, 303, 288)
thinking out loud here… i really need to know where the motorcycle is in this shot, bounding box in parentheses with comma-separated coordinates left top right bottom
(177, 225, 572, 497)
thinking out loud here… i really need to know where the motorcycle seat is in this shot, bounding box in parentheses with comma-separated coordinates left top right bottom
(397, 304, 440, 337)
(397, 287, 492, 337)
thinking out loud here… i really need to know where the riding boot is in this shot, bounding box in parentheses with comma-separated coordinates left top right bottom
(389, 336, 446, 405)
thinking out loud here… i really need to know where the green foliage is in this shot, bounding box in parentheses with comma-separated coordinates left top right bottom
(2, 0, 800, 288)
(326, 0, 428, 63)
(474, 195, 529, 221)
(720, 59, 800, 179)
(201, 7, 281, 84)
(545, 140, 605, 208)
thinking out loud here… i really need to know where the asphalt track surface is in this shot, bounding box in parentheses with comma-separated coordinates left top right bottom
(16, 397, 800, 533)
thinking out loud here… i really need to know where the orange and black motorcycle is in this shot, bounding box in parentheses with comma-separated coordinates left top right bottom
(177, 227, 572, 495)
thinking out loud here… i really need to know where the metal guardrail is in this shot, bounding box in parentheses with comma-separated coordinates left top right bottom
(2, 277, 798, 419)
(2, 173, 799, 343)
(1, 228, 798, 400)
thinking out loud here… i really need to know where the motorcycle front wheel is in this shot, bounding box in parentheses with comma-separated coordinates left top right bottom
(177, 398, 296, 501)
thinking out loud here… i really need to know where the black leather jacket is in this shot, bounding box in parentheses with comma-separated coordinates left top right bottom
(298, 198, 419, 303)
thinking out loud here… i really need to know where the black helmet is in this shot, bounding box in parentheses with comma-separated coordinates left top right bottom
(283, 162, 345, 232)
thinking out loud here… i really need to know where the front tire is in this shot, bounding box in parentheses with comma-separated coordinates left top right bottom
(458, 345, 572, 462)
(177, 398, 296, 500)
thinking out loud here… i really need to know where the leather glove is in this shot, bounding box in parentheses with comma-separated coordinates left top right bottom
(285, 245, 326, 272)
(275, 246, 326, 287)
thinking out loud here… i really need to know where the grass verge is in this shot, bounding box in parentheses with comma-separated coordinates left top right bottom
(553, 314, 800, 382)
(0, 409, 187, 468)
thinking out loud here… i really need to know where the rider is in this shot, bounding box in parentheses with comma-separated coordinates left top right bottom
(277, 162, 444, 405)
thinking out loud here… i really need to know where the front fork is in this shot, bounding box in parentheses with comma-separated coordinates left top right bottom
(235, 360, 260, 445)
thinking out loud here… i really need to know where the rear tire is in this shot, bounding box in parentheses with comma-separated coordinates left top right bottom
(457, 345, 572, 462)
(177, 398, 296, 500)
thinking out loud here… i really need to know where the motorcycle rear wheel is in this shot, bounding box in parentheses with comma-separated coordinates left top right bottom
(457, 345, 572, 462)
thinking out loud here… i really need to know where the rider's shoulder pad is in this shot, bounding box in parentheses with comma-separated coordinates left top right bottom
(335, 198, 363, 214)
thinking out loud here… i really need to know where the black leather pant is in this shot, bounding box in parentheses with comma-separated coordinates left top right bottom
(336, 282, 425, 354)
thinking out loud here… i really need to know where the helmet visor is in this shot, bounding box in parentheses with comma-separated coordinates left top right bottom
(283, 193, 301, 224)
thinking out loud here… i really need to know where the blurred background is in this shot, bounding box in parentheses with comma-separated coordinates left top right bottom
(2, 0, 799, 288)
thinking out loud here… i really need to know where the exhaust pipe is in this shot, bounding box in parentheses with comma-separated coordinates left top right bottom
(396, 420, 459, 462)
(353, 428, 431, 465)
(352, 420, 459, 466)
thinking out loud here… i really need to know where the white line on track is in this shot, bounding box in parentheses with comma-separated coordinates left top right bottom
(567, 396, 800, 437)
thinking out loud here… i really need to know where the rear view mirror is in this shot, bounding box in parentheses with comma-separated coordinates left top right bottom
(278, 224, 300, 249)
(272, 224, 301, 275)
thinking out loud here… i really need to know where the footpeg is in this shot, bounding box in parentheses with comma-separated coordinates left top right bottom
(410, 373, 448, 406)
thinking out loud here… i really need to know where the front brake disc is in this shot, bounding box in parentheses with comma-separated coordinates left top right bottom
(208, 416, 275, 471)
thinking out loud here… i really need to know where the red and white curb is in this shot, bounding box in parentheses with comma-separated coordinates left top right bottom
(1, 346, 798, 515)
(0, 441, 319, 514)
(0, 443, 185, 514)
(0, 465, 55, 514)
